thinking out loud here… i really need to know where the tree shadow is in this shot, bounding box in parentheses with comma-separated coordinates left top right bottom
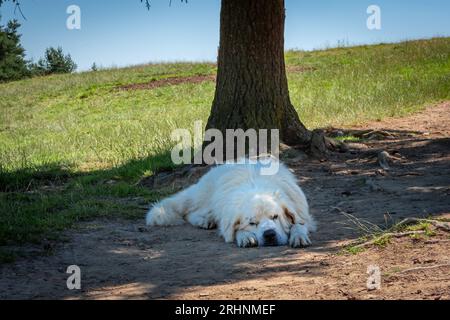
(52, 223, 332, 300)
(1, 129, 449, 299)
(0, 151, 177, 192)
(0, 151, 178, 245)
(0, 163, 74, 192)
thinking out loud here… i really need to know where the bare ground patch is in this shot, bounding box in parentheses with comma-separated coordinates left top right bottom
(118, 75, 216, 91)
(116, 66, 314, 92)
(286, 65, 317, 73)
(0, 102, 449, 300)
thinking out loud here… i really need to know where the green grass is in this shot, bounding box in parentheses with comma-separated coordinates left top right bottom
(344, 246, 366, 255)
(342, 218, 441, 255)
(1, 38, 450, 251)
(335, 135, 361, 143)
(405, 221, 437, 237)
(0, 248, 16, 264)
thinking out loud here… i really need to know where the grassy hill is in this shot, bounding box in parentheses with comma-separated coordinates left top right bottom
(1, 38, 449, 255)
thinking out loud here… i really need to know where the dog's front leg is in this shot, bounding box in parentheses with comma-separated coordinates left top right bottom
(235, 230, 258, 248)
(289, 223, 312, 248)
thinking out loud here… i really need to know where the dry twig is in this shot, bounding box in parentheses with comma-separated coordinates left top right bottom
(398, 263, 450, 274)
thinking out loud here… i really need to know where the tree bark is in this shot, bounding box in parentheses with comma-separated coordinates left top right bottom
(205, 0, 312, 153)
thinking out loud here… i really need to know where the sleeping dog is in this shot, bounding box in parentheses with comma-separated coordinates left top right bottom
(146, 158, 316, 247)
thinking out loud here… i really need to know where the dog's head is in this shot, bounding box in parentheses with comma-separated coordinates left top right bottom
(231, 191, 298, 247)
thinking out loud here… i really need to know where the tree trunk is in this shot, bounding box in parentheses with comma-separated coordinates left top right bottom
(205, 0, 312, 153)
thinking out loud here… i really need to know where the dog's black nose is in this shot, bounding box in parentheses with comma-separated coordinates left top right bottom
(263, 229, 277, 246)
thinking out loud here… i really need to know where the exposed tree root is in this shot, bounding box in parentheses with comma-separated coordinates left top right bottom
(344, 217, 450, 250)
(309, 129, 348, 158)
(343, 129, 401, 140)
(396, 218, 450, 232)
(350, 231, 426, 249)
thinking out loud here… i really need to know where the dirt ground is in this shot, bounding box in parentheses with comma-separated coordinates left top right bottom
(1, 102, 449, 300)
(118, 75, 215, 91)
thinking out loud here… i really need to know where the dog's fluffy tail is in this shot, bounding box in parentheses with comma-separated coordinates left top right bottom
(146, 188, 194, 226)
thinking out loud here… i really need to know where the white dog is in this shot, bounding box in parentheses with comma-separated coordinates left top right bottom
(146, 158, 316, 248)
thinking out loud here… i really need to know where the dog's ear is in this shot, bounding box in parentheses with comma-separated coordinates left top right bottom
(284, 206, 306, 226)
(283, 206, 296, 225)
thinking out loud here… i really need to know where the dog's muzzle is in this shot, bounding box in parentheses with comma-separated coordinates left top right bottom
(263, 229, 278, 246)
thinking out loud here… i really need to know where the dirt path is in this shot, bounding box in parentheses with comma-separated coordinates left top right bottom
(1, 102, 449, 300)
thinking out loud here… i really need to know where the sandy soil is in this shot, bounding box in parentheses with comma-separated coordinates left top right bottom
(1, 102, 449, 300)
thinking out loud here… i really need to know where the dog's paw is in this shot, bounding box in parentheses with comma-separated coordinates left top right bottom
(289, 224, 312, 248)
(187, 213, 217, 230)
(236, 231, 258, 248)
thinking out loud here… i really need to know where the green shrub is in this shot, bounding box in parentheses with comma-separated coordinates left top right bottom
(29, 46, 77, 75)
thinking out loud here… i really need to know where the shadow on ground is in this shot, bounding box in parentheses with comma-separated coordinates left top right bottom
(1, 126, 449, 299)
(1, 102, 450, 299)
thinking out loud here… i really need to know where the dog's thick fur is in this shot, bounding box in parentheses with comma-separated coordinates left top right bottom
(146, 158, 316, 247)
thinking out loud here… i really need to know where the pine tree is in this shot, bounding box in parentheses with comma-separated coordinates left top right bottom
(29, 47, 77, 75)
(0, 18, 29, 82)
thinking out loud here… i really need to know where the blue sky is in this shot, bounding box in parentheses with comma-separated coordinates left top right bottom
(1, 0, 449, 71)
